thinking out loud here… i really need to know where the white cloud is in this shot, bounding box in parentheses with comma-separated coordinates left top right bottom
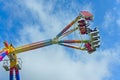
(1, 0, 120, 80)
(15, 0, 114, 80)
(15, 45, 119, 80)
(101, 9, 120, 36)
(102, 6, 120, 37)
(102, 12, 114, 29)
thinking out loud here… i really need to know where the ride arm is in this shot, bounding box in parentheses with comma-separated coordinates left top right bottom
(56, 16, 80, 39)
(58, 40, 89, 50)
(14, 39, 53, 54)
(14, 39, 88, 54)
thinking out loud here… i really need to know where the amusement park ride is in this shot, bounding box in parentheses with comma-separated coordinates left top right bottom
(0, 11, 100, 80)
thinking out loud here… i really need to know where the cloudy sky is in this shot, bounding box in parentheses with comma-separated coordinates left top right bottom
(0, 0, 120, 80)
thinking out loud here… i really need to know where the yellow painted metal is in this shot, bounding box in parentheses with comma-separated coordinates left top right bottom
(3, 42, 18, 68)
(3, 44, 14, 54)
(10, 54, 17, 68)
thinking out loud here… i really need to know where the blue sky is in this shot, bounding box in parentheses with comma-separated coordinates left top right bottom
(0, 0, 120, 80)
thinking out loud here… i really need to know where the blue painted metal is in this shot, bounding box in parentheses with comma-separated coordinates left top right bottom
(10, 68, 14, 80)
(15, 68, 20, 80)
